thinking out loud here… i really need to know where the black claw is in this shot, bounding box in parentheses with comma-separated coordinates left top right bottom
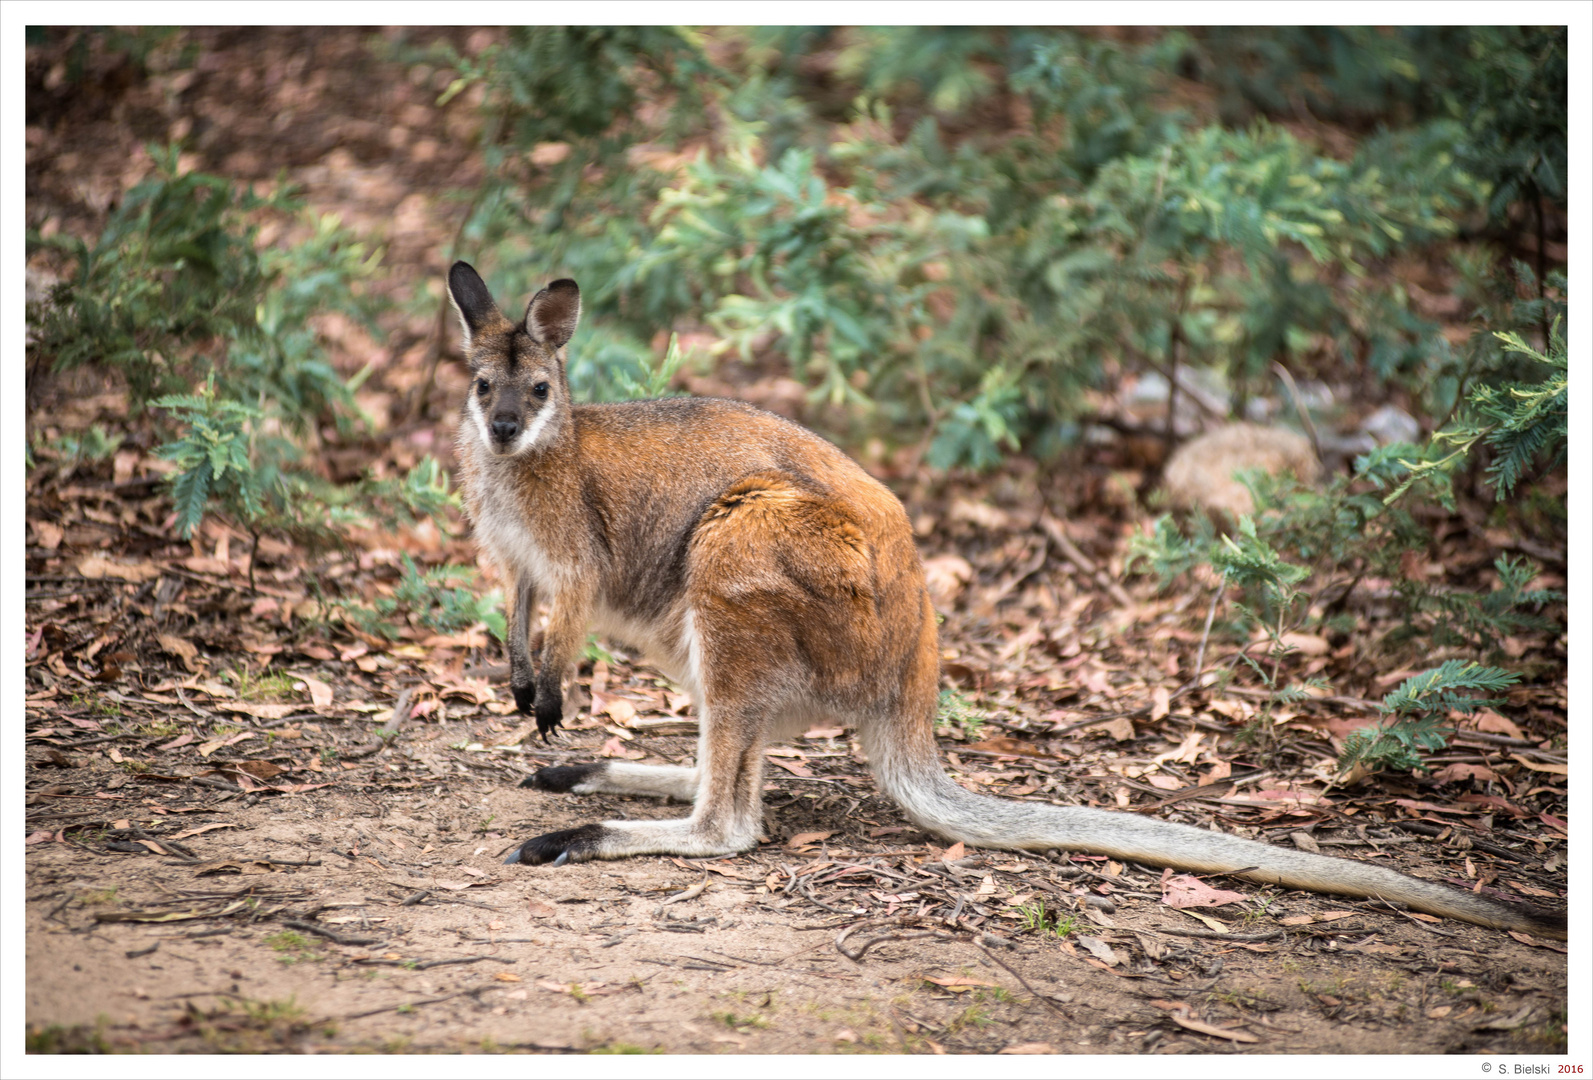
(534, 694, 563, 740)
(511, 680, 535, 715)
(503, 824, 609, 866)
(520, 764, 602, 791)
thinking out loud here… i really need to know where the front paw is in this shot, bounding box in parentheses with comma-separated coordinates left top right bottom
(534, 686, 563, 740)
(502, 823, 610, 866)
(511, 678, 535, 715)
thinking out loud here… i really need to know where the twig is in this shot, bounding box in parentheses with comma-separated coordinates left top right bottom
(352, 955, 515, 970)
(280, 918, 384, 947)
(654, 873, 711, 916)
(835, 925, 945, 963)
(974, 942, 1071, 1019)
(324, 985, 486, 1023)
(176, 688, 215, 723)
(1193, 569, 1227, 687)
(799, 880, 855, 915)
(1038, 515, 1133, 608)
(1150, 927, 1284, 942)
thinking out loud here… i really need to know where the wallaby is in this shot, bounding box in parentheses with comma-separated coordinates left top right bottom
(446, 261, 1566, 940)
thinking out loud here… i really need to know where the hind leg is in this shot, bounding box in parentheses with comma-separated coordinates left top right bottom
(522, 760, 700, 802)
(504, 698, 766, 864)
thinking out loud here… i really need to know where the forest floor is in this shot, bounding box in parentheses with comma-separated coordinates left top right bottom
(22, 28, 1569, 1056)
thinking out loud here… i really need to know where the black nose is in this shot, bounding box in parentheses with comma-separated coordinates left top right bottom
(491, 418, 520, 442)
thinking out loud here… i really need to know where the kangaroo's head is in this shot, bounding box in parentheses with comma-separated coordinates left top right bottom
(447, 261, 581, 457)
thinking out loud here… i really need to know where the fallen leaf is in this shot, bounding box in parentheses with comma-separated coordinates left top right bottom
(1161, 872, 1250, 909)
(1087, 716, 1135, 742)
(78, 556, 162, 583)
(1075, 935, 1124, 966)
(786, 831, 833, 848)
(214, 702, 298, 720)
(157, 733, 195, 751)
(1168, 1012, 1258, 1043)
(494, 972, 522, 982)
(598, 736, 645, 760)
(1277, 632, 1329, 656)
(766, 756, 812, 777)
(1431, 763, 1500, 784)
(33, 520, 64, 549)
(232, 760, 284, 781)
(940, 842, 966, 863)
(171, 823, 239, 840)
(601, 697, 637, 726)
(1509, 754, 1567, 775)
(296, 674, 333, 709)
(998, 1042, 1055, 1054)
(921, 553, 974, 606)
(1149, 686, 1170, 722)
(803, 726, 844, 740)
(526, 900, 556, 918)
(1506, 931, 1568, 953)
(156, 635, 200, 670)
(1178, 909, 1231, 933)
(964, 737, 1046, 758)
(1472, 709, 1525, 740)
(1474, 1003, 1540, 1031)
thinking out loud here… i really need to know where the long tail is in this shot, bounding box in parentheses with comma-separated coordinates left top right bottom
(865, 727, 1567, 940)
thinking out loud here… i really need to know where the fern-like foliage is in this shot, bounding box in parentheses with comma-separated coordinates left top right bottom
(1338, 660, 1520, 775)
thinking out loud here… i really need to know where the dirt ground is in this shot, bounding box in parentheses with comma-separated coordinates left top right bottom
(23, 719, 1570, 1056)
(21, 26, 1571, 1059)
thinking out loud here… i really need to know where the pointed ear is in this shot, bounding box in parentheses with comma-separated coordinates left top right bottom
(447, 261, 501, 350)
(525, 279, 581, 348)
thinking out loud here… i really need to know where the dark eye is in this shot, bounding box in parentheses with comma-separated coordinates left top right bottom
(532, 382, 549, 400)
(475, 378, 490, 396)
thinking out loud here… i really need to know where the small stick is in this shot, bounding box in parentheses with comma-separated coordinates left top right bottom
(1192, 569, 1227, 687)
(974, 942, 1071, 1019)
(280, 918, 383, 947)
(654, 874, 710, 916)
(1151, 927, 1283, 942)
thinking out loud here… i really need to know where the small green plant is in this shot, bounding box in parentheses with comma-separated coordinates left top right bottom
(611, 332, 690, 400)
(710, 1009, 769, 1030)
(582, 634, 618, 665)
(26, 1021, 112, 1054)
(263, 931, 320, 965)
(339, 555, 504, 642)
(1389, 321, 1567, 506)
(590, 1042, 662, 1054)
(30, 424, 125, 470)
(945, 1003, 991, 1033)
(225, 666, 298, 702)
(1016, 899, 1077, 938)
(1338, 661, 1520, 775)
(935, 690, 986, 741)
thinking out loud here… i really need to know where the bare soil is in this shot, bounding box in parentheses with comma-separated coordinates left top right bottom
(24, 721, 1569, 1056)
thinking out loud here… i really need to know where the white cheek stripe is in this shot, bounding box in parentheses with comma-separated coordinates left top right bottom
(469, 391, 559, 456)
(467, 392, 495, 450)
(513, 397, 558, 455)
